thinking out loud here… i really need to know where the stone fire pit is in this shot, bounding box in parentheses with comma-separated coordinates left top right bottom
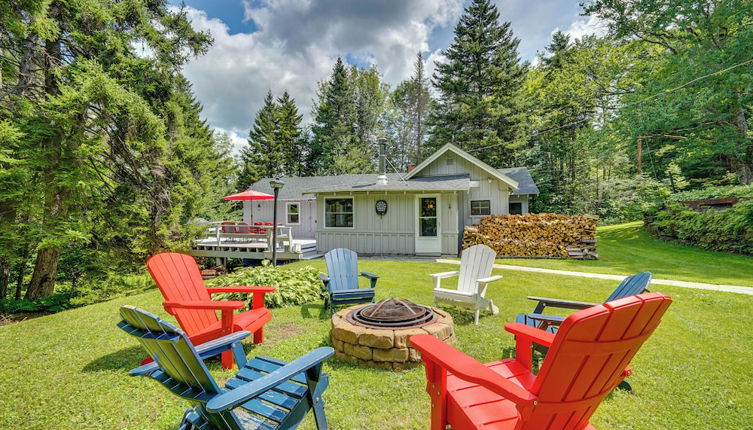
(331, 298, 455, 370)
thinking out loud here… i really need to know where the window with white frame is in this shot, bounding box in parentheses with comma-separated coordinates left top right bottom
(470, 200, 491, 216)
(324, 198, 354, 228)
(286, 203, 300, 225)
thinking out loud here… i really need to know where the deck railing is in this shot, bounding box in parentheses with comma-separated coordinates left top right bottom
(205, 222, 295, 252)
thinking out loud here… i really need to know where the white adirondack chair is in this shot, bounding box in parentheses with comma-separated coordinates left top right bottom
(431, 244, 502, 324)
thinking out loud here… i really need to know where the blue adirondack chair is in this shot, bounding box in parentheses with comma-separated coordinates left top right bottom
(515, 272, 653, 333)
(319, 248, 379, 314)
(118, 306, 334, 430)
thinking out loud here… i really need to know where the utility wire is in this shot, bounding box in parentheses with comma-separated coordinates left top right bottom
(467, 57, 753, 154)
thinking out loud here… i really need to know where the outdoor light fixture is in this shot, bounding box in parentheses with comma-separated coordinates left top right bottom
(270, 178, 285, 266)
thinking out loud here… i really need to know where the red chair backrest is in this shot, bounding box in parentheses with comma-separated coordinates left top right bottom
(523, 292, 672, 429)
(264, 222, 273, 226)
(236, 222, 250, 234)
(146, 253, 217, 337)
(221, 221, 237, 234)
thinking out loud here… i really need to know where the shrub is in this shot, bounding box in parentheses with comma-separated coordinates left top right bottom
(665, 184, 753, 203)
(207, 263, 326, 308)
(648, 200, 753, 255)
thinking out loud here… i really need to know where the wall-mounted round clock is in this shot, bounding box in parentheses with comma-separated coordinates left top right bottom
(375, 199, 388, 216)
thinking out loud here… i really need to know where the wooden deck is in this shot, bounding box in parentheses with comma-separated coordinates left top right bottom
(191, 236, 318, 262)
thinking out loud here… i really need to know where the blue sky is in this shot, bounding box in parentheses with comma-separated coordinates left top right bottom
(168, 0, 604, 149)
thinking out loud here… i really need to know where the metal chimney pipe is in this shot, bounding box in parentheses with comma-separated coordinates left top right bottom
(377, 138, 388, 185)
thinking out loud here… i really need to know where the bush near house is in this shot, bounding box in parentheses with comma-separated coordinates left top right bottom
(646, 185, 753, 255)
(207, 263, 327, 308)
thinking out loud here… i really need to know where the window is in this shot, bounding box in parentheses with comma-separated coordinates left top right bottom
(325, 198, 354, 228)
(509, 202, 523, 215)
(470, 200, 491, 216)
(286, 203, 300, 225)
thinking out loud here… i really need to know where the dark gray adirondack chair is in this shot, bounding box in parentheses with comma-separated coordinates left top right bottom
(118, 306, 333, 430)
(320, 248, 379, 314)
(515, 272, 653, 333)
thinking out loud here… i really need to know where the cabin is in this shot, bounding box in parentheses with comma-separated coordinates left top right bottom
(245, 143, 538, 257)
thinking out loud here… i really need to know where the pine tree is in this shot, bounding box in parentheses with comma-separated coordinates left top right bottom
(428, 0, 525, 166)
(309, 57, 363, 174)
(238, 90, 281, 188)
(275, 91, 306, 176)
(409, 53, 431, 161)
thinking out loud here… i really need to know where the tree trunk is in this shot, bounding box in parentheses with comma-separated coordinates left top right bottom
(14, 248, 29, 300)
(732, 98, 752, 184)
(0, 258, 9, 299)
(25, 247, 60, 300)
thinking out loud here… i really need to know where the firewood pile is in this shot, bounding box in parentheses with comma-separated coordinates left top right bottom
(462, 213, 598, 259)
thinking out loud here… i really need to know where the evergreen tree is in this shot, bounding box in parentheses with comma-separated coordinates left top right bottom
(0, 1, 231, 299)
(275, 91, 306, 176)
(238, 91, 281, 188)
(309, 57, 366, 174)
(428, 0, 525, 166)
(409, 53, 432, 161)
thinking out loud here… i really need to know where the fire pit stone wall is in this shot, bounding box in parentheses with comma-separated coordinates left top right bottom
(331, 304, 455, 370)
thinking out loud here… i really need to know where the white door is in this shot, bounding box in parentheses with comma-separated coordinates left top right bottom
(415, 195, 442, 254)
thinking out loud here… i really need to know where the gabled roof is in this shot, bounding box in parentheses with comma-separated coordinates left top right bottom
(405, 143, 519, 189)
(304, 174, 471, 194)
(499, 167, 540, 195)
(249, 174, 471, 200)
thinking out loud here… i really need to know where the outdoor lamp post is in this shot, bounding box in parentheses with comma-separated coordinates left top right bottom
(269, 178, 285, 266)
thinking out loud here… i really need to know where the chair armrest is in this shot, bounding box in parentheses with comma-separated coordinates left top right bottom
(206, 347, 335, 412)
(525, 313, 566, 325)
(504, 323, 556, 347)
(360, 272, 379, 288)
(319, 273, 330, 286)
(207, 286, 276, 294)
(527, 296, 600, 312)
(477, 275, 503, 284)
(130, 331, 251, 376)
(360, 272, 379, 280)
(410, 334, 536, 406)
(162, 300, 245, 311)
(429, 271, 459, 279)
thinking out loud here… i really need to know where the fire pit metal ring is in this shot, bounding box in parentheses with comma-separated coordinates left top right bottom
(348, 297, 436, 328)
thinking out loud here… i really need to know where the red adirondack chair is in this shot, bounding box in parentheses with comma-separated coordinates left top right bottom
(410, 292, 672, 430)
(146, 252, 276, 369)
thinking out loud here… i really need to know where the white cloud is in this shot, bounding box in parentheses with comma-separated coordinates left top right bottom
(561, 15, 608, 41)
(177, 0, 463, 151)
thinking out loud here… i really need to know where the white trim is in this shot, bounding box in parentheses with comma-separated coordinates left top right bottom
(404, 143, 519, 189)
(285, 202, 301, 225)
(322, 197, 356, 229)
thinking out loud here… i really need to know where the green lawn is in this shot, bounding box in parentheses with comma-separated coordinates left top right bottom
(1, 258, 752, 429)
(495, 221, 753, 286)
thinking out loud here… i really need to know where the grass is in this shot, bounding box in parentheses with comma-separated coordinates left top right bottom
(1, 257, 753, 429)
(494, 221, 753, 286)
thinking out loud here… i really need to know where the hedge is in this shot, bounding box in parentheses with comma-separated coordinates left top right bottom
(647, 199, 753, 255)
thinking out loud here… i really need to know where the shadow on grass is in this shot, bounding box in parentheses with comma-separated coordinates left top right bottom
(82, 345, 144, 372)
(436, 305, 495, 326)
(300, 303, 329, 320)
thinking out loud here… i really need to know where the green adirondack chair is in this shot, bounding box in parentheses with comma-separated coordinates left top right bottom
(118, 305, 334, 430)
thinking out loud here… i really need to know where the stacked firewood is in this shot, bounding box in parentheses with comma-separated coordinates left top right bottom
(462, 213, 598, 259)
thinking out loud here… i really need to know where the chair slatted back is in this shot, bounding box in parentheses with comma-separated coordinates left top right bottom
(236, 222, 251, 234)
(605, 272, 652, 302)
(147, 253, 217, 337)
(118, 306, 243, 430)
(524, 292, 672, 430)
(221, 221, 237, 234)
(457, 245, 496, 294)
(324, 248, 360, 291)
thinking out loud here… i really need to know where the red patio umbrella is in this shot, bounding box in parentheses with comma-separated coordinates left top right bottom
(223, 189, 274, 201)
